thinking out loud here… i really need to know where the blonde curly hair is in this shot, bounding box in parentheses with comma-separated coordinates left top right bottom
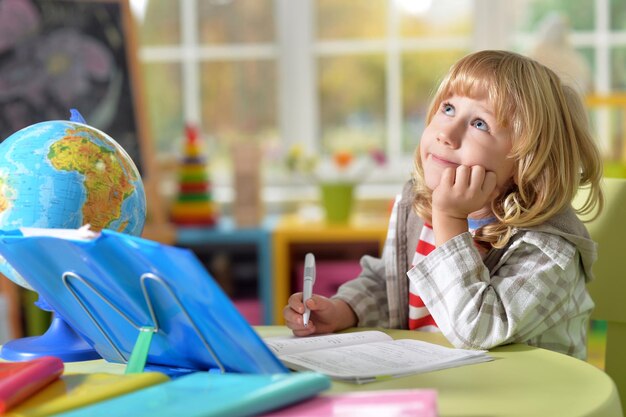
(412, 50, 604, 248)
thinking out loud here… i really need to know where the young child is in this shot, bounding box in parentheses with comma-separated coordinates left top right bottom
(283, 50, 604, 360)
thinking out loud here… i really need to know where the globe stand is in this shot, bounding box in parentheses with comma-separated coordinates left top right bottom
(0, 297, 100, 362)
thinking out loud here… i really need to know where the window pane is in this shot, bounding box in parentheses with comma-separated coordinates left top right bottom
(200, 60, 277, 148)
(318, 55, 386, 154)
(611, 47, 626, 90)
(577, 46, 596, 90)
(198, 0, 274, 44)
(611, 0, 626, 31)
(516, 0, 594, 32)
(401, 50, 467, 153)
(142, 63, 184, 154)
(399, 0, 472, 37)
(316, 0, 386, 40)
(137, 0, 180, 45)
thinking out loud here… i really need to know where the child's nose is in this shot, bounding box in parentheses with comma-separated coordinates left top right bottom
(436, 126, 462, 148)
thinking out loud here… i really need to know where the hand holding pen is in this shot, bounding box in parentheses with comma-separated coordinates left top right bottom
(283, 253, 358, 336)
(302, 253, 316, 326)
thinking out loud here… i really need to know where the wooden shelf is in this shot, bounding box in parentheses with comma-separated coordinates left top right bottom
(272, 213, 388, 324)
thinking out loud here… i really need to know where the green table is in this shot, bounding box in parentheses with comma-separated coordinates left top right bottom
(255, 326, 623, 417)
(59, 326, 621, 417)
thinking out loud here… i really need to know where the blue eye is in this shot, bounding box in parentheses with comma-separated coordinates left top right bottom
(442, 103, 455, 116)
(472, 118, 490, 132)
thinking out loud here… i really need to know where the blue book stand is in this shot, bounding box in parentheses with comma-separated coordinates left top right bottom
(0, 229, 288, 375)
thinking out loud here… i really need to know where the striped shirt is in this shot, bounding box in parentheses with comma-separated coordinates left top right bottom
(408, 223, 438, 331)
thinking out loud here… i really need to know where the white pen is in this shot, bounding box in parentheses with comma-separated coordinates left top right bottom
(302, 253, 316, 326)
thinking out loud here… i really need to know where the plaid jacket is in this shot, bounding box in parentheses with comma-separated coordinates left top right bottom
(334, 181, 596, 359)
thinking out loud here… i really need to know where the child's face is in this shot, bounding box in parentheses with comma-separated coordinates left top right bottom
(419, 93, 515, 193)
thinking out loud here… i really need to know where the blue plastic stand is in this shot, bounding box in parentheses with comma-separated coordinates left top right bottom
(0, 298, 100, 362)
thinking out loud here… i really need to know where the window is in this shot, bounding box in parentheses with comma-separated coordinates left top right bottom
(135, 0, 472, 201)
(134, 0, 625, 206)
(136, 0, 276, 169)
(314, 0, 472, 160)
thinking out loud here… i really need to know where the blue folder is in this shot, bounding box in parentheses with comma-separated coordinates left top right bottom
(0, 229, 287, 375)
(53, 372, 331, 417)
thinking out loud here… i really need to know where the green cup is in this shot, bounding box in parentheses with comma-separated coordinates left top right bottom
(320, 182, 355, 224)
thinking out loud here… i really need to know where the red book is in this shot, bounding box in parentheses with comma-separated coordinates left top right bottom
(0, 356, 64, 413)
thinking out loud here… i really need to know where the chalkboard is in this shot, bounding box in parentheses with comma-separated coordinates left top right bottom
(0, 0, 169, 233)
(0, 0, 149, 175)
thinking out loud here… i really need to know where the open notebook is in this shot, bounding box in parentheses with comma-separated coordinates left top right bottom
(265, 330, 492, 383)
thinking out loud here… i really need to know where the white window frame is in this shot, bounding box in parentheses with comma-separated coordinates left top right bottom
(136, 0, 624, 203)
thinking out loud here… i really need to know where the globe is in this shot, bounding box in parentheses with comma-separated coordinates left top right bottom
(0, 120, 146, 290)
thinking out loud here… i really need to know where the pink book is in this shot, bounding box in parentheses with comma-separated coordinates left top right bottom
(262, 389, 438, 417)
(0, 356, 64, 413)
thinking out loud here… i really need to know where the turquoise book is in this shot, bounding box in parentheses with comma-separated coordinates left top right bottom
(52, 372, 330, 417)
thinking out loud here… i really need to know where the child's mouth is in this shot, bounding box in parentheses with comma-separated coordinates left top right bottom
(430, 154, 459, 168)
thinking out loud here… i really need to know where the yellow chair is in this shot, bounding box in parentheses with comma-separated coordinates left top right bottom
(576, 177, 626, 409)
